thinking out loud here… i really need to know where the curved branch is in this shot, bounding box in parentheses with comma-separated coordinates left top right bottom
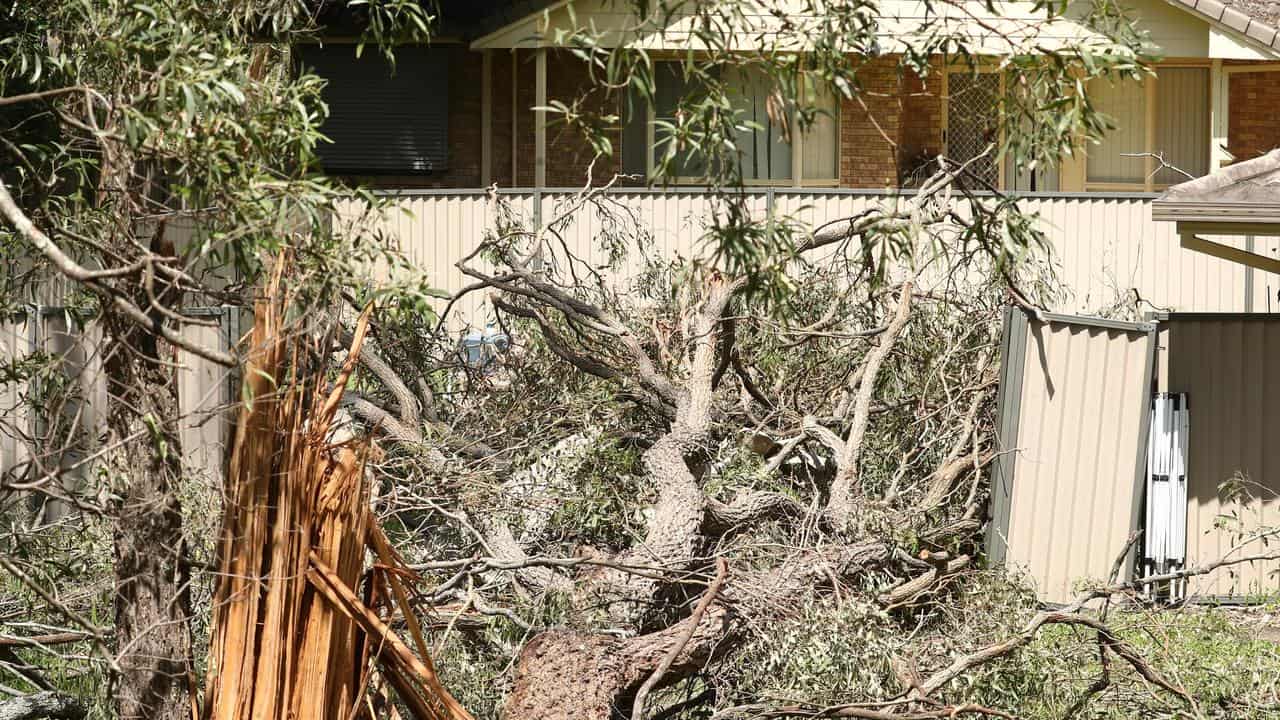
(827, 281, 913, 528)
(705, 491, 803, 532)
(338, 327, 420, 430)
(0, 178, 235, 367)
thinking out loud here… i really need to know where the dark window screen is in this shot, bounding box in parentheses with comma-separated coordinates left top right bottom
(299, 45, 448, 175)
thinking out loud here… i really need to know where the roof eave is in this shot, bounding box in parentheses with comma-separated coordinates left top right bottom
(1152, 201, 1280, 224)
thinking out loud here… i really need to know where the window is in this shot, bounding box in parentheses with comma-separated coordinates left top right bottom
(727, 67, 792, 181)
(622, 61, 838, 185)
(1086, 68, 1208, 188)
(800, 83, 839, 181)
(1154, 68, 1209, 185)
(297, 45, 449, 175)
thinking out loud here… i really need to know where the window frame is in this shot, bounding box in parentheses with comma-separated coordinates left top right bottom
(1084, 60, 1212, 193)
(631, 56, 840, 187)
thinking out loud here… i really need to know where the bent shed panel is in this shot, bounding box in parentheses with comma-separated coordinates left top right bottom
(994, 311, 1155, 604)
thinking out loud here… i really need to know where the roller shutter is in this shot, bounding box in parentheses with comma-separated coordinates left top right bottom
(299, 45, 448, 175)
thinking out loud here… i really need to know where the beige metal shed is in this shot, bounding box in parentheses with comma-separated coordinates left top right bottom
(990, 309, 1157, 604)
(987, 151, 1280, 604)
(1155, 314, 1280, 599)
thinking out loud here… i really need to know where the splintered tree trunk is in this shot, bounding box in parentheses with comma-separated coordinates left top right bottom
(104, 315, 191, 720)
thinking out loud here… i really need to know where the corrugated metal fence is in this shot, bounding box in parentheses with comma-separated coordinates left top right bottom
(991, 309, 1156, 603)
(0, 306, 236, 518)
(334, 189, 1280, 328)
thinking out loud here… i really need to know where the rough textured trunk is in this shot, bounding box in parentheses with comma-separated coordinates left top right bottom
(502, 606, 729, 720)
(506, 542, 897, 719)
(505, 278, 745, 713)
(0, 693, 85, 720)
(105, 315, 191, 720)
(583, 279, 739, 620)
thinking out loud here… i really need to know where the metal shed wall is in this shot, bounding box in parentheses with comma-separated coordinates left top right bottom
(992, 310, 1155, 603)
(1158, 314, 1280, 599)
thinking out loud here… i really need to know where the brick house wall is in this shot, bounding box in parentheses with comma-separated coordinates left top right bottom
(511, 49, 623, 187)
(510, 53, 943, 189)
(489, 49, 515, 187)
(358, 53, 1280, 191)
(838, 59, 902, 188)
(357, 47, 620, 189)
(898, 70, 943, 184)
(1228, 69, 1280, 162)
(355, 48, 934, 190)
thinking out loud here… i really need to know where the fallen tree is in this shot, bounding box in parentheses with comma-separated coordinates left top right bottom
(0, 693, 84, 720)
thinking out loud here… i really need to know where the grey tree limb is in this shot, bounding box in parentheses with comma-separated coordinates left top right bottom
(0, 693, 85, 720)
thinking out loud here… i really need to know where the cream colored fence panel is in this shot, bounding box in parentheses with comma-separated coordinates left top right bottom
(0, 314, 32, 493)
(1019, 195, 1253, 314)
(0, 308, 235, 520)
(178, 312, 235, 495)
(990, 310, 1155, 604)
(358, 190, 1262, 328)
(335, 193, 537, 329)
(1159, 315, 1280, 600)
(37, 313, 107, 519)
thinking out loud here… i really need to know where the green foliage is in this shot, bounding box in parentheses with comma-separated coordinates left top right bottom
(725, 571, 1280, 719)
(0, 518, 115, 719)
(434, 632, 513, 720)
(544, 440, 646, 551)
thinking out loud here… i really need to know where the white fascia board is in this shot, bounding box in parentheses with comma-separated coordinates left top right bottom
(470, 0, 572, 50)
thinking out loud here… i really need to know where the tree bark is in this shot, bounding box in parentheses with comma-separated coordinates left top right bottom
(502, 605, 730, 720)
(584, 277, 740, 620)
(504, 541, 896, 720)
(104, 314, 192, 720)
(0, 693, 85, 720)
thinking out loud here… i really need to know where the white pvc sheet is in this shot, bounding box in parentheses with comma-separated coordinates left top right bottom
(1145, 393, 1189, 567)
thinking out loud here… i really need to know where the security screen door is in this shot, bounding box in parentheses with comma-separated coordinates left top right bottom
(945, 71, 1001, 188)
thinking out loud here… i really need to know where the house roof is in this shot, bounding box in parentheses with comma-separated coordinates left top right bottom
(1164, 0, 1280, 52)
(1221, 0, 1280, 28)
(1152, 148, 1280, 224)
(469, 0, 1280, 55)
(470, 0, 1122, 51)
